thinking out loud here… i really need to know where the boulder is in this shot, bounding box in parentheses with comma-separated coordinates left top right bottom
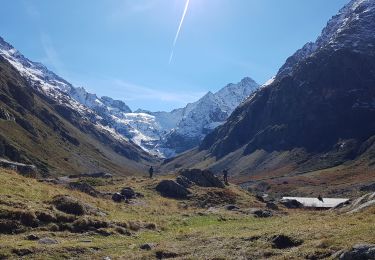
(26, 234, 40, 241)
(176, 176, 193, 188)
(271, 235, 303, 249)
(179, 169, 225, 188)
(360, 183, 375, 192)
(251, 209, 273, 218)
(120, 187, 136, 199)
(279, 199, 303, 209)
(155, 180, 191, 199)
(140, 243, 156, 251)
(51, 195, 87, 216)
(0, 159, 38, 176)
(112, 192, 125, 203)
(38, 237, 59, 245)
(339, 244, 375, 260)
(225, 205, 240, 211)
(155, 250, 180, 259)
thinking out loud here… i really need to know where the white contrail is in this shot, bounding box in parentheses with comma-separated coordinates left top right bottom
(169, 0, 190, 64)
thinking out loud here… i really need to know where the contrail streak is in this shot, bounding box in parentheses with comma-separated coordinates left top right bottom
(169, 0, 190, 64)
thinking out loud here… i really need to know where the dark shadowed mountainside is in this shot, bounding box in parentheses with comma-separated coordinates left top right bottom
(162, 0, 375, 196)
(0, 56, 156, 176)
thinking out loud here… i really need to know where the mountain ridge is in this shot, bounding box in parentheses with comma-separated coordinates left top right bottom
(162, 0, 375, 196)
(0, 36, 259, 157)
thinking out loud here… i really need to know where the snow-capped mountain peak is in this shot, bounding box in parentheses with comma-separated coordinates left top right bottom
(0, 35, 259, 158)
(278, 0, 375, 77)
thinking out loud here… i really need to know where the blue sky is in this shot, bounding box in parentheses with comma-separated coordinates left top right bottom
(1, 0, 348, 111)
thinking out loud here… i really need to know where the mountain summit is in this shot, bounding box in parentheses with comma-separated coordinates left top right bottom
(0, 36, 258, 158)
(163, 0, 375, 195)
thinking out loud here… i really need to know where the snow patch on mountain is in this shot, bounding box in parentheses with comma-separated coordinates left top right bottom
(278, 0, 375, 77)
(0, 36, 259, 157)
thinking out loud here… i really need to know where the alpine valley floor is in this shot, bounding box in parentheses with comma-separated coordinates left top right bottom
(0, 169, 374, 260)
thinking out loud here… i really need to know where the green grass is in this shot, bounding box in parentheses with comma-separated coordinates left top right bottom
(0, 169, 374, 259)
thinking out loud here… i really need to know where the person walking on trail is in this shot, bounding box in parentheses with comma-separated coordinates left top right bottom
(149, 166, 154, 179)
(223, 169, 229, 184)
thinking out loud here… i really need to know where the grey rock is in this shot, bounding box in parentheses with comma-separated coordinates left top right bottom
(180, 169, 225, 188)
(112, 192, 125, 203)
(279, 199, 303, 209)
(155, 180, 191, 199)
(225, 205, 240, 211)
(140, 243, 156, 251)
(38, 237, 58, 245)
(0, 159, 37, 176)
(25, 234, 39, 241)
(251, 209, 273, 218)
(271, 235, 303, 249)
(120, 187, 136, 199)
(360, 183, 375, 192)
(176, 176, 193, 188)
(339, 244, 375, 260)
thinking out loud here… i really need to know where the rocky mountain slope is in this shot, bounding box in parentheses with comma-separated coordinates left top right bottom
(0, 37, 258, 158)
(152, 77, 259, 157)
(0, 53, 154, 177)
(162, 0, 375, 195)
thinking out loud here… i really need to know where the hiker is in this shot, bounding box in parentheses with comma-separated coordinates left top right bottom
(317, 195, 324, 202)
(223, 169, 229, 184)
(149, 166, 154, 179)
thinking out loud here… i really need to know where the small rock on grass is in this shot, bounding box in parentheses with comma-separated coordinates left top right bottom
(25, 234, 39, 241)
(38, 237, 59, 245)
(140, 243, 157, 251)
(251, 209, 273, 218)
(225, 204, 240, 211)
(112, 192, 125, 203)
(156, 250, 179, 259)
(271, 235, 303, 249)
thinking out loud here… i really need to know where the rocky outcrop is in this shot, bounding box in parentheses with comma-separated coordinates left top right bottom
(339, 244, 375, 260)
(51, 195, 88, 216)
(176, 176, 193, 188)
(0, 158, 37, 176)
(120, 187, 136, 199)
(360, 183, 375, 192)
(180, 169, 225, 188)
(251, 209, 273, 218)
(279, 199, 303, 209)
(0, 107, 15, 121)
(166, 0, 375, 190)
(155, 180, 191, 199)
(336, 192, 375, 213)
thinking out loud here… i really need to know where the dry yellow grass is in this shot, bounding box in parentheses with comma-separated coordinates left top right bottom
(0, 169, 374, 259)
